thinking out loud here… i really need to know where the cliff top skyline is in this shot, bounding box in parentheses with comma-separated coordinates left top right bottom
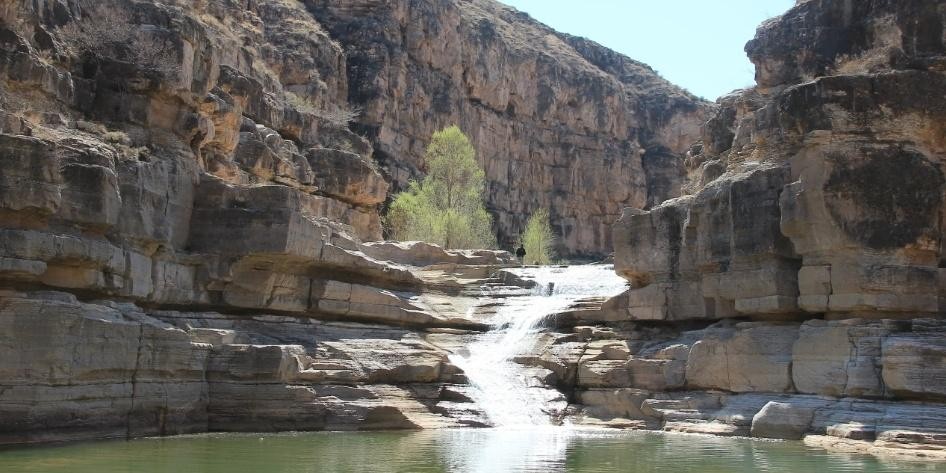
(500, 0, 795, 99)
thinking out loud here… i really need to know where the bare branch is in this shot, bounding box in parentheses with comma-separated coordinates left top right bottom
(57, 2, 180, 78)
(285, 92, 362, 127)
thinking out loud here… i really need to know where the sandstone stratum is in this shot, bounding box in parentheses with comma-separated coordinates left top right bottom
(1, 0, 946, 462)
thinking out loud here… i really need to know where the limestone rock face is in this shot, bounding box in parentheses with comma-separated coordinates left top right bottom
(546, 0, 946, 460)
(882, 328, 946, 401)
(792, 319, 890, 398)
(0, 0, 708, 441)
(746, 0, 946, 89)
(306, 0, 710, 255)
(610, 0, 946, 321)
(0, 290, 496, 444)
(685, 323, 797, 393)
(559, 316, 946, 455)
(0, 295, 210, 444)
(608, 165, 798, 321)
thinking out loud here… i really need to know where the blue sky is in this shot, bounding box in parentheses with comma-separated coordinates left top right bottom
(499, 0, 796, 100)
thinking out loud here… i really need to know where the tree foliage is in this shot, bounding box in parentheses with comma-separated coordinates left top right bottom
(520, 208, 555, 265)
(387, 126, 496, 249)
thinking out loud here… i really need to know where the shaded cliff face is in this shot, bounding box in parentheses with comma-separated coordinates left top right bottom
(612, 0, 946, 322)
(306, 0, 710, 255)
(528, 1, 946, 457)
(588, 1, 946, 453)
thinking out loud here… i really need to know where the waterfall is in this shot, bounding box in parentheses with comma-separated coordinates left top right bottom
(450, 265, 629, 428)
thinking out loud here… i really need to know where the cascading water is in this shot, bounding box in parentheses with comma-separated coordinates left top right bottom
(450, 265, 630, 428)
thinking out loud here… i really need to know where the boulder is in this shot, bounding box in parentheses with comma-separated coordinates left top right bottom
(751, 400, 824, 440)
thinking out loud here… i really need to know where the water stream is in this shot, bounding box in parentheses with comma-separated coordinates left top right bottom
(449, 265, 629, 427)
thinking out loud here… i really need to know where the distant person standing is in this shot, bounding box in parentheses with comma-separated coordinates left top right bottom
(516, 244, 527, 266)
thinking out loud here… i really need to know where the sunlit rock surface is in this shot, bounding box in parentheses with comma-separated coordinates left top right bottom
(306, 0, 710, 255)
(0, 0, 703, 440)
(559, 0, 946, 460)
(2, 0, 946, 462)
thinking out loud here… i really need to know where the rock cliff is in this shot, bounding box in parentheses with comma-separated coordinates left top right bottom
(566, 0, 946, 459)
(306, 0, 709, 254)
(0, 0, 702, 444)
(0, 0, 508, 444)
(4, 0, 946, 461)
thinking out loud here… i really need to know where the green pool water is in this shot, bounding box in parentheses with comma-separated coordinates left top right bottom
(0, 429, 942, 473)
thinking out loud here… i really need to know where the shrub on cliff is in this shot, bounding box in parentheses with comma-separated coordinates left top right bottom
(57, 1, 179, 79)
(387, 126, 496, 249)
(520, 208, 555, 265)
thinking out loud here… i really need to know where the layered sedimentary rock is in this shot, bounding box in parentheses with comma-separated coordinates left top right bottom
(0, 0, 706, 443)
(0, 289, 496, 444)
(0, 0, 707, 260)
(306, 0, 709, 254)
(4, 0, 946, 461)
(611, 0, 946, 322)
(559, 0, 946, 459)
(0, 0, 520, 445)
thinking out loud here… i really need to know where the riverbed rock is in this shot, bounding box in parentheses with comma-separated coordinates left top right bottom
(362, 241, 515, 268)
(751, 400, 828, 440)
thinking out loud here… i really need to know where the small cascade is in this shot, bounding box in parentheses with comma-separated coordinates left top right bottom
(450, 265, 629, 428)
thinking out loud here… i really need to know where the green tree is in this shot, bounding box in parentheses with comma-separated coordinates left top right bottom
(520, 208, 555, 265)
(387, 126, 496, 249)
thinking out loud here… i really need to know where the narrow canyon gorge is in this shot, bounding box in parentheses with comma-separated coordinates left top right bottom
(1, 0, 946, 466)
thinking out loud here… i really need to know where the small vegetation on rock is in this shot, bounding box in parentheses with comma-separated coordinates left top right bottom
(57, 1, 180, 78)
(285, 92, 362, 127)
(387, 126, 496, 249)
(520, 208, 555, 265)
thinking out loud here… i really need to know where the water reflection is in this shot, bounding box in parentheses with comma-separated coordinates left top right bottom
(1, 428, 944, 473)
(439, 428, 572, 473)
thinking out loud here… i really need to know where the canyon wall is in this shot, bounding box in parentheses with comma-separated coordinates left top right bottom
(4, 0, 945, 459)
(0, 0, 516, 444)
(561, 0, 946, 458)
(611, 0, 946, 327)
(0, 0, 700, 445)
(305, 0, 709, 255)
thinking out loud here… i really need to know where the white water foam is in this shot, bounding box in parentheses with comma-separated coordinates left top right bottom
(450, 265, 629, 428)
